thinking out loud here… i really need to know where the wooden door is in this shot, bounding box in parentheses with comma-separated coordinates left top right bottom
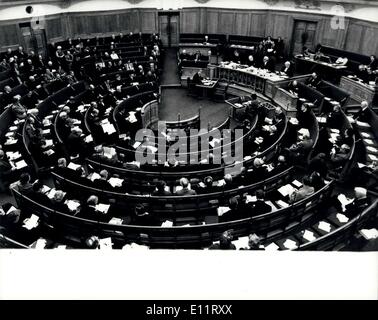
(19, 23, 47, 57)
(291, 20, 317, 56)
(170, 15, 179, 47)
(159, 15, 169, 47)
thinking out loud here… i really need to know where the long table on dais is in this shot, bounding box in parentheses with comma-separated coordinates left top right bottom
(340, 76, 378, 106)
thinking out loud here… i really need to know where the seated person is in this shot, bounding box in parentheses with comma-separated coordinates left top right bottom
(330, 144, 350, 168)
(195, 176, 217, 194)
(29, 181, 51, 207)
(309, 171, 325, 191)
(305, 72, 321, 88)
(245, 93, 260, 116)
(287, 80, 299, 95)
(152, 180, 171, 196)
(335, 57, 348, 66)
(289, 176, 314, 203)
(50, 190, 69, 213)
(11, 95, 27, 119)
(241, 233, 264, 250)
(10, 173, 33, 195)
(250, 189, 272, 216)
(209, 230, 236, 250)
(353, 100, 370, 123)
(93, 169, 113, 190)
(175, 177, 197, 196)
(261, 56, 275, 72)
(280, 61, 294, 77)
(78, 195, 109, 222)
(345, 187, 371, 218)
(192, 69, 203, 85)
(132, 204, 156, 226)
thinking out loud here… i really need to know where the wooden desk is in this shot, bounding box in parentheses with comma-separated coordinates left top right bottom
(179, 42, 217, 56)
(217, 63, 288, 97)
(295, 56, 347, 82)
(196, 79, 219, 98)
(340, 76, 378, 106)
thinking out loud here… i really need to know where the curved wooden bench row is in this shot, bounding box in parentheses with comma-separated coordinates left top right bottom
(11, 181, 334, 248)
(297, 200, 378, 251)
(52, 166, 295, 211)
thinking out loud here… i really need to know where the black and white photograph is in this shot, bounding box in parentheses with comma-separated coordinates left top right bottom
(0, 0, 377, 302)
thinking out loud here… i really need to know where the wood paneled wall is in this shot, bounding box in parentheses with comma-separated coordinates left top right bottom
(0, 6, 376, 56)
(180, 7, 378, 56)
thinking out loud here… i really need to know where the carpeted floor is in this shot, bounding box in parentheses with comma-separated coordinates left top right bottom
(160, 48, 180, 85)
(159, 87, 232, 129)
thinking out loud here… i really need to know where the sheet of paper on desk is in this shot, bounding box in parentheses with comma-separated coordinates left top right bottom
(67, 162, 81, 170)
(357, 162, 366, 169)
(360, 132, 372, 138)
(35, 238, 47, 249)
(95, 203, 110, 213)
(109, 217, 123, 225)
(44, 149, 55, 156)
(133, 141, 142, 149)
(217, 179, 226, 187)
(108, 177, 124, 188)
(65, 200, 80, 212)
(338, 194, 354, 207)
(103, 146, 116, 158)
(15, 160, 28, 169)
(292, 180, 303, 188)
(244, 155, 252, 161)
(303, 230, 316, 241)
(23, 214, 40, 230)
(102, 123, 116, 135)
(47, 188, 56, 199)
(232, 236, 249, 250)
(89, 172, 101, 181)
(5, 131, 15, 138)
(6, 151, 21, 160)
(316, 116, 327, 124)
(330, 128, 340, 134)
(265, 242, 279, 251)
(283, 239, 297, 249)
(363, 139, 374, 145)
(99, 237, 113, 249)
(5, 138, 17, 145)
(40, 185, 51, 194)
(318, 221, 331, 232)
(356, 121, 370, 128)
(161, 220, 173, 227)
(246, 195, 257, 203)
(43, 129, 51, 135)
(278, 184, 296, 197)
(85, 135, 93, 143)
(368, 154, 378, 161)
(44, 139, 53, 147)
(217, 206, 231, 216)
(366, 146, 378, 153)
(336, 213, 349, 223)
(359, 228, 378, 240)
(9, 126, 18, 131)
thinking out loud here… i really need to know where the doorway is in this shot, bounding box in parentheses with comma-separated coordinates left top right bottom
(290, 20, 317, 56)
(19, 22, 47, 57)
(158, 11, 180, 48)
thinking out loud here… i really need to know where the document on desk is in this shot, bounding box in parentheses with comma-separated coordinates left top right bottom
(161, 220, 173, 227)
(108, 177, 124, 188)
(34, 238, 47, 249)
(276, 200, 289, 208)
(278, 184, 296, 197)
(102, 122, 116, 135)
(337, 194, 354, 211)
(232, 236, 249, 250)
(65, 200, 81, 212)
(356, 121, 370, 128)
(67, 162, 81, 171)
(336, 213, 349, 223)
(6, 151, 22, 161)
(133, 141, 142, 149)
(23, 214, 40, 230)
(291, 180, 303, 188)
(246, 195, 257, 203)
(318, 221, 331, 232)
(103, 146, 116, 159)
(217, 179, 226, 187)
(303, 230, 316, 241)
(88, 172, 101, 181)
(15, 160, 28, 170)
(283, 239, 297, 250)
(95, 203, 110, 213)
(359, 228, 378, 240)
(84, 135, 93, 143)
(99, 237, 113, 249)
(109, 217, 123, 225)
(360, 132, 373, 139)
(217, 206, 231, 216)
(264, 242, 279, 251)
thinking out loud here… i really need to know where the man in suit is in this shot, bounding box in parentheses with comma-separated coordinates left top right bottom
(175, 177, 197, 196)
(0, 150, 15, 192)
(306, 72, 321, 88)
(345, 187, 371, 218)
(152, 180, 172, 196)
(93, 169, 113, 191)
(353, 100, 370, 123)
(289, 176, 314, 203)
(281, 61, 294, 77)
(261, 56, 274, 72)
(67, 127, 86, 156)
(250, 189, 272, 216)
(209, 230, 236, 250)
(192, 69, 203, 85)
